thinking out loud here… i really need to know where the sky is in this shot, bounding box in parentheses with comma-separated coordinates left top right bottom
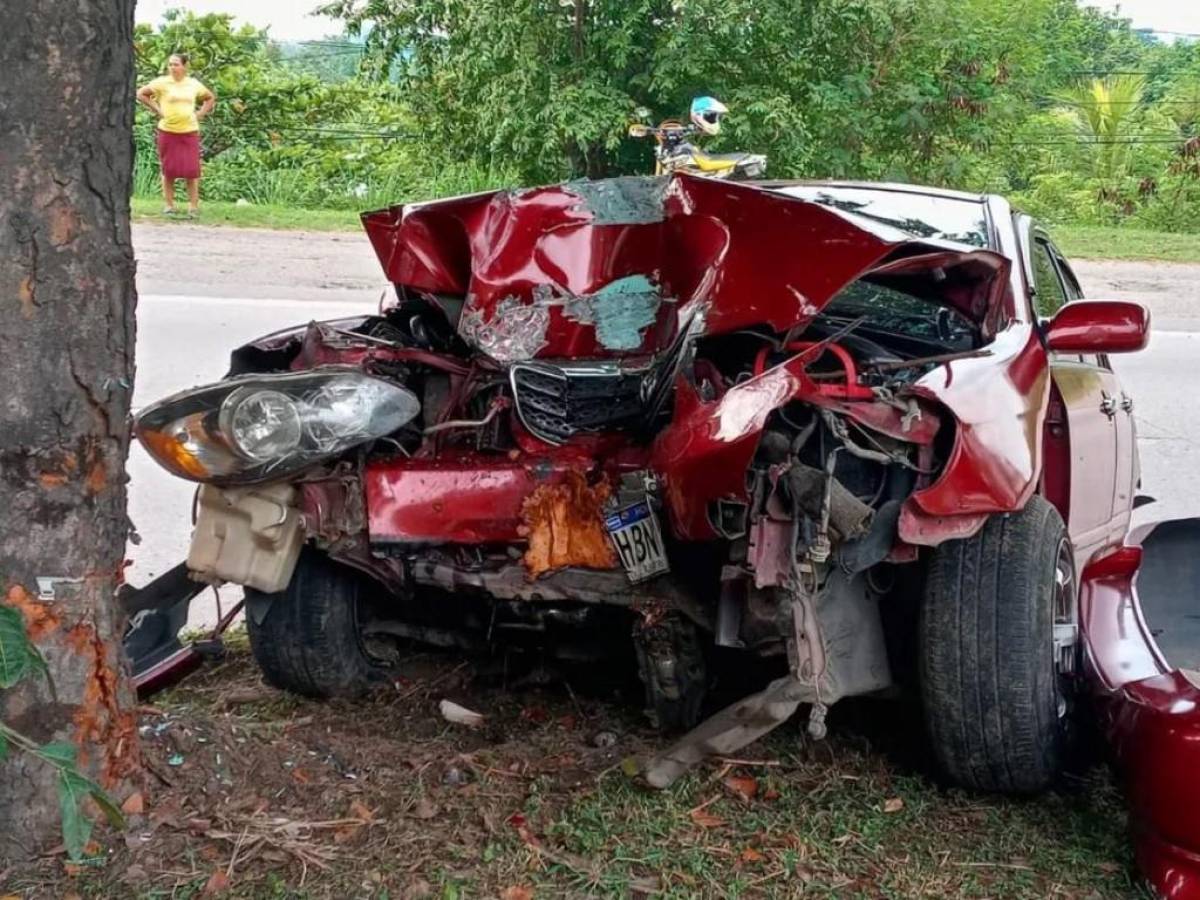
(136, 0, 1200, 41)
(135, 0, 344, 41)
(1078, 0, 1199, 37)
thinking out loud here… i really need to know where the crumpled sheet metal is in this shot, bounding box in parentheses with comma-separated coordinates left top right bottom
(458, 295, 551, 364)
(362, 173, 1011, 361)
(459, 276, 666, 361)
(557, 275, 664, 351)
(519, 470, 618, 578)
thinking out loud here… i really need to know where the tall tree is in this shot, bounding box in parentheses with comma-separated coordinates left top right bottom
(1055, 75, 1149, 182)
(322, 0, 1142, 186)
(0, 0, 140, 859)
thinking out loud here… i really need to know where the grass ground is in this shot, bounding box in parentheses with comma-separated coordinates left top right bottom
(130, 196, 360, 232)
(1053, 225, 1200, 263)
(4, 635, 1148, 899)
(130, 195, 1200, 263)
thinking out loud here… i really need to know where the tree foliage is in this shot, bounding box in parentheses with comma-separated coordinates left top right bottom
(320, 0, 1196, 185)
(133, 3, 1200, 228)
(0, 609, 124, 860)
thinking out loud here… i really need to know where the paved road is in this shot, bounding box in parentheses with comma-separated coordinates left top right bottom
(1114, 331, 1200, 528)
(133, 221, 1200, 330)
(128, 223, 1200, 629)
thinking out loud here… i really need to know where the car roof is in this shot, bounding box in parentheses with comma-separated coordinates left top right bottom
(758, 179, 989, 203)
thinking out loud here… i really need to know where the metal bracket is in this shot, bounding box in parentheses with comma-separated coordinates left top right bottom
(643, 581, 827, 788)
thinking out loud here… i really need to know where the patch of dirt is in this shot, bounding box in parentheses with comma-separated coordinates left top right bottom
(7, 641, 656, 898)
(133, 223, 382, 305)
(2, 638, 1138, 899)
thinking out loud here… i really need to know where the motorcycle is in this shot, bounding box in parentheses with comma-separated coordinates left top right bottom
(628, 96, 766, 180)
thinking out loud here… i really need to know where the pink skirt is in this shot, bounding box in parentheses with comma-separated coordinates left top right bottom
(156, 130, 201, 180)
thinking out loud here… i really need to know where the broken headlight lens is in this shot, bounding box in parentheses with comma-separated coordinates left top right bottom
(222, 389, 303, 461)
(135, 368, 420, 484)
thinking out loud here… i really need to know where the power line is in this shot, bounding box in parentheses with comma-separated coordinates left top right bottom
(1062, 70, 1154, 77)
(1046, 99, 1200, 107)
(1136, 29, 1200, 40)
(280, 49, 364, 62)
(999, 137, 1192, 146)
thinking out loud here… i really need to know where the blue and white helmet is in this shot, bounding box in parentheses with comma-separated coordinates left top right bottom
(690, 96, 729, 135)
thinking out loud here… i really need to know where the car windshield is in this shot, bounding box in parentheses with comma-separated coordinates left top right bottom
(818, 280, 977, 351)
(780, 186, 990, 248)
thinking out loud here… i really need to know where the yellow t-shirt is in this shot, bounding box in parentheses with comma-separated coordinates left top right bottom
(146, 75, 212, 134)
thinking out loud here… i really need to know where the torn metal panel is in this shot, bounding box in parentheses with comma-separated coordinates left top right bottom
(560, 275, 664, 351)
(645, 569, 892, 787)
(565, 176, 669, 225)
(458, 295, 550, 363)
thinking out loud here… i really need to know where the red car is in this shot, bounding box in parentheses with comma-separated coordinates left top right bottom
(129, 175, 1198, 897)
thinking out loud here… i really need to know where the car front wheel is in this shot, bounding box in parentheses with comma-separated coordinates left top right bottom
(920, 495, 1077, 794)
(245, 548, 379, 698)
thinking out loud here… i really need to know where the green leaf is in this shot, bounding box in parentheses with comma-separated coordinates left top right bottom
(0, 605, 32, 688)
(38, 741, 126, 831)
(57, 769, 94, 861)
(88, 783, 126, 829)
(38, 740, 79, 767)
(0, 730, 7, 760)
(25, 641, 48, 676)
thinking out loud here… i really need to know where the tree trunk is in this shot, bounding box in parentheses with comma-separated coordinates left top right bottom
(0, 0, 139, 861)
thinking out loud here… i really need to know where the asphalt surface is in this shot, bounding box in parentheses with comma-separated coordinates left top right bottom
(128, 223, 1200, 663)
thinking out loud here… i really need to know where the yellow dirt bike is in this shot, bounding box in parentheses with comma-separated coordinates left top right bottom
(628, 96, 767, 180)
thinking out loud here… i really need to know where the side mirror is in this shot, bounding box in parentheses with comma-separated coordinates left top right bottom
(1044, 300, 1150, 354)
(628, 124, 650, 138)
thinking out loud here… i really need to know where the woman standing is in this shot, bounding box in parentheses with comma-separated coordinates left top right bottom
(137, 53, 215, 218)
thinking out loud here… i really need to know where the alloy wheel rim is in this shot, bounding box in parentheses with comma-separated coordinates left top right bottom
(1051, 537, 1079, 720)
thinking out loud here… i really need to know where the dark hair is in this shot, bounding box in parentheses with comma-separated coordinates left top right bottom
(170, 52, 190, 65)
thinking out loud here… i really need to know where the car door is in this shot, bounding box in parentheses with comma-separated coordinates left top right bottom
(1028, 229, 1120, 561)
(1047, 242, 1139, 542)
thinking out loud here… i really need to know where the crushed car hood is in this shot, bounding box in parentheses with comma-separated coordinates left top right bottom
(362, 173, 1012, 363)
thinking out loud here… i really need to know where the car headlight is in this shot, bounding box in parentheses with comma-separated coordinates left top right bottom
(135, 368, 420, 484)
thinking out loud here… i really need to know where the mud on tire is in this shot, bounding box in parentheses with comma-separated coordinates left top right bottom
(246, 548, 377, 698)
(920, 495, 1074, 794)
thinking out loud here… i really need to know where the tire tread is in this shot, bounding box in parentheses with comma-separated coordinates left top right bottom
(921, 496, 1068, 793)
(246, 549, 374, 698)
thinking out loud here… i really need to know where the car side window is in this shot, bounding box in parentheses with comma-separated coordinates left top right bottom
(1048, 244, 1083, 301)
(1046, 242, 1107, 366)
(1031, 239, 1068, 318)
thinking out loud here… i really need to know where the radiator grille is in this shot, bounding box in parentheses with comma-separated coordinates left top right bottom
(510, 362, 649, 444)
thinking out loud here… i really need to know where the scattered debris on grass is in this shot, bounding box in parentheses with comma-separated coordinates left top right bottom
(439, 699, 485, 730)
(1, 634, 1146, 898)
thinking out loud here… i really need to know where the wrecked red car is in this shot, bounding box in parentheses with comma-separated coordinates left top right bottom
(129, 175, 1198, 896)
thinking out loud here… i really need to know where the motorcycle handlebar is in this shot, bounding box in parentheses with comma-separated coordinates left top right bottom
(628, 122, 695, 140)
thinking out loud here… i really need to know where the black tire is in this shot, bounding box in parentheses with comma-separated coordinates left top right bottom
(633, 613, 708, 732)
(920, 495, 1076, 794)
(246, 548, 377, 698)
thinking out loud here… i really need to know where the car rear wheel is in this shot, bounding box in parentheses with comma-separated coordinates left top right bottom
(245, 548, 379, 698)
(920, 495, 1077, 793)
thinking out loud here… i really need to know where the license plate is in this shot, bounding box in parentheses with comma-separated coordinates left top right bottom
(605, 500, 669, 583)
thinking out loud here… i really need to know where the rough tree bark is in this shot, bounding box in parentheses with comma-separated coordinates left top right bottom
(0, 0, 139, 860)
